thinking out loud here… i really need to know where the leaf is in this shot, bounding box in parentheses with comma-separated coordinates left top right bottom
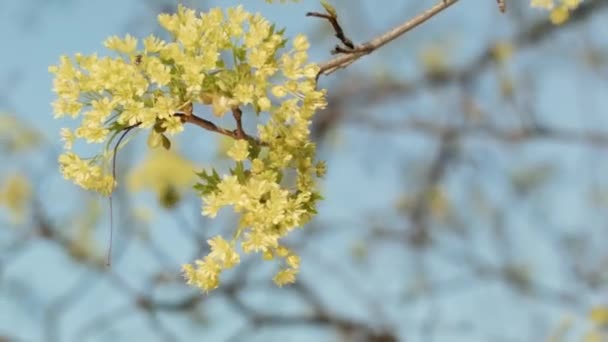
(147, 130, 162, 149)
(159, 185, 181, 209)
(194, 168, 221, 195)
(231, 161, 247, 184)
(161, 134, 171, 150)
(233, 47, 247, 62)
(248, 141, 261, 159)
(320, 0, 337, 18)
(153, 120, 167, 133)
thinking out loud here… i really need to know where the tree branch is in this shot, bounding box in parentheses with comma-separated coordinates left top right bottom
(317, 0, 459, 77)
(176, 112, 262, 145)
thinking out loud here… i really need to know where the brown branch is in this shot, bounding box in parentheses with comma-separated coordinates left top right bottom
(351, 117, 608, 147)
(497, 0, 506, 13)
(306, 11, 354, 52)
(317, 0, 459, 77)
(176, 112, 263, 146)
(231, 107, 246, 140)
(312, 0, 608, 142)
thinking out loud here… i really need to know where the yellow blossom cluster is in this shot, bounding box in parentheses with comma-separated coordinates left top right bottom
(50, 5, 327, 292)
(530, 0, 582, 24)
(58, 152, 115, 196)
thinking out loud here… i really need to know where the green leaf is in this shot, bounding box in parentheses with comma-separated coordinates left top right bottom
(194, 168, 222, 195)
(161, 134, 171, 150)
(231, 161, 247, 184)
(248, 141, 261, 159)
(277, 38, 289, 49)
(159, 185, 181, 209)
(276, 171, 283, 184)
(153, 121, 167, 133)
(233, 47, 247, 62)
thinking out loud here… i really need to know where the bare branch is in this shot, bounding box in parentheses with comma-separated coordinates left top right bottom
(176, 112, 263, 146)
(317, 0, 459, 77)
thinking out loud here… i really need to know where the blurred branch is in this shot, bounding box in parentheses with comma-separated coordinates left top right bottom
(351, 117, 608, 147)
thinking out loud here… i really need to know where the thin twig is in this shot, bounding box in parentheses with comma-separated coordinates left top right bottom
(231, 107, 246, 140)
(497, 0, 506, 13)
(176, 112, 263, 145)
(107, 122, 140, 267)
(306, 12, 354, 51)
(317, 0, 459, 77)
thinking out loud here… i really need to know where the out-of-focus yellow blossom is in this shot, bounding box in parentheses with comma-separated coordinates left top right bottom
(590, 306, 608, 326)
(550, 6, 570, 24)
(51, 4, 327, 293)
(67, 199, 104, 265)
(492, 41, 514, 64)
(584, 330, 604, 342)
(419, 44, 449, 77)
(273, 268, 297, 287)
(531, 0, 583, 25)
(127, 148, 196, 208)
(0, 173, 32, 223)
(531, 0, 555, 9)
(0, 114, 42, 152)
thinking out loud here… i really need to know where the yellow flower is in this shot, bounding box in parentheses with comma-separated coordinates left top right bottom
(104, 34, 138, 55)
(182, 257, 221, 292)
(563, 0, 581, 9)
(161, 116, 184, 135)
(550, 5, 570, 24)
(257, 97, 271, 111)
(227, 139, 250, 162)
(293, 34, 310, 51)
(207, 236, 240, 268)
(145, 57, 172, 86)
(286, 254, 300, 269)
(211, 95, 235, 117)
(273, 268, 297, 287)
(58, 152, 115, 195)
(530, 0, 554, 9)
(241, 231, 279, 253)
(51, 4, 328, 293)
(60, 128, 74, 150)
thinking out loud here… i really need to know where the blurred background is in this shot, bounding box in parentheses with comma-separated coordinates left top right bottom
(1, 0, 608, 341)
